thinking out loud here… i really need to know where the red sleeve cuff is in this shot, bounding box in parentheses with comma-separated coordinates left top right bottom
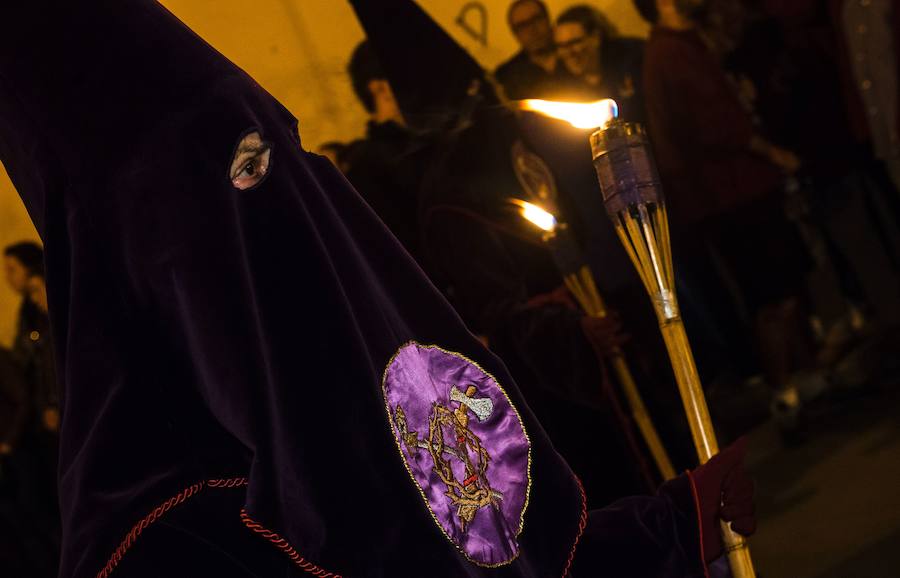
(687, 470, 712, 578)
(658, 472, 710, 578)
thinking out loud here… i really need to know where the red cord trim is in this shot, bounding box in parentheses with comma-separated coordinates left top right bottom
(207, 477, 250, 489)
(686, 470, 711, 578)
(95, 477, 248, 578)
(240, 509, 342, 578)
(560, 476, 589, 578)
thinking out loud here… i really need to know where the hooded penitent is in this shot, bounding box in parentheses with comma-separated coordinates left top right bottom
(0, 1, 706, 577)
(348, 0, 671, 503)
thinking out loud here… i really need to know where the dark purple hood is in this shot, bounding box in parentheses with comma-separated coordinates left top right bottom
(0, 1, 589, 576)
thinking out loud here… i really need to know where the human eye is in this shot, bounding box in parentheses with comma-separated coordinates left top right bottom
(229, 131, 273, 190)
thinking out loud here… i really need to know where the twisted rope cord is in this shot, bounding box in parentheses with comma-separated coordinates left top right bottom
(96, 477, 248, 578)
(207, 477, 250, 489)
(97, 472, 584, 578)
(240, 509, 342, 577)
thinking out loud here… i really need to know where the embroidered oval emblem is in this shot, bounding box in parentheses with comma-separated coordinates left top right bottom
(382, 342, 531, 566)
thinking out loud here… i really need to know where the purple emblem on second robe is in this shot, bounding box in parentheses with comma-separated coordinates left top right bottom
(382, 342, 532, 567)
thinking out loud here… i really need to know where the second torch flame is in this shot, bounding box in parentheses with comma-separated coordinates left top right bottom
(512, 199, 557, 233)
(519, 98, 619, 130)
(510, 197, 680, 484)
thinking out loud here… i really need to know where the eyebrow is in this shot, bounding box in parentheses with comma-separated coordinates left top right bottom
(235, 142, 268, 156)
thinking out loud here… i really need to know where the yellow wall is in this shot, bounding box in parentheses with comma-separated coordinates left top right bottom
(0, 0, 647, 345)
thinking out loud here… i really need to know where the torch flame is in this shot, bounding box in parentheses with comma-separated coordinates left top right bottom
(511, 199, 557, 232)
(519, 98, 618, 130)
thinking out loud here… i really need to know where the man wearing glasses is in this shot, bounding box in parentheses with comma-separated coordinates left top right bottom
(495, 0, 575, 100)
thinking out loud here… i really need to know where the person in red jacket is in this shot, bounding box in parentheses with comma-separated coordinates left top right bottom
(634, 0, 817, 437)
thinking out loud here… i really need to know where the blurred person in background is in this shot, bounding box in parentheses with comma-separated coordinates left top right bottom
(343, 37, 664, 505)
(635, 0, 819, 442)
(419, 127, 664, 504)
(722, 1, 900, 373)
(495, 0, 574, 100)
(341, 40, 433, 261)
(4, 242, 58, 437)
(1, 243, 58, 577)
(554, 4, 647, 122)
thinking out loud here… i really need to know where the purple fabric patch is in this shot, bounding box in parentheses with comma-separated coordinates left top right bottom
(383, 342, 532, 567)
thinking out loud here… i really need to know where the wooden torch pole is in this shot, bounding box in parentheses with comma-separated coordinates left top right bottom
(591, 121, 757, 578)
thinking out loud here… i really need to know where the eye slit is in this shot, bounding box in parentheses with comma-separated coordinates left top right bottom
(229, 131, 272, 190)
